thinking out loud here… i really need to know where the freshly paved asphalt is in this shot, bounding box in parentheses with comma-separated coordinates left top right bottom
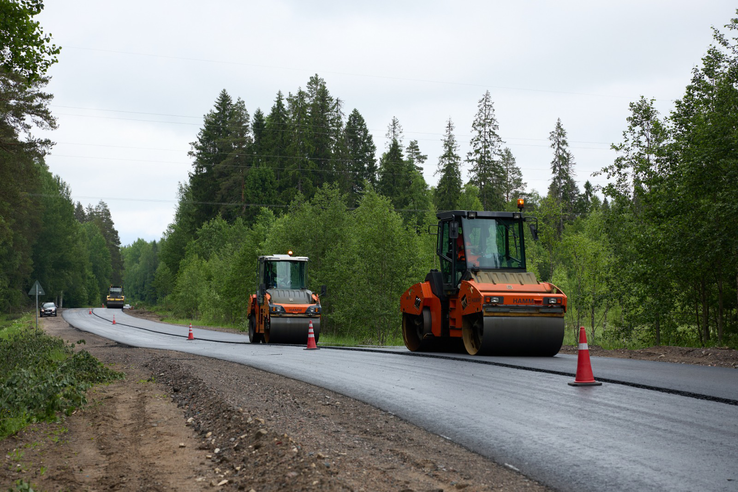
(64, 308, 738, 492)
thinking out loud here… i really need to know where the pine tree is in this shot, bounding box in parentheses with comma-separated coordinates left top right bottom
(305, 75, 343, 188)
(378, 117, 412, 208)
(434, 119, 462, 211)
(188, 89, 234, 228)
(215, 97, 252, 222)
(406, 140, 427, 173)
(548, 118, 579, 224)
(467, 90, 505, 211)
(499, 147, 526, 204)
(284, 88, 313, 203)
(343, 108, 377, 205)
(251, 108, 266, 165)
(86, 201, 123, 284)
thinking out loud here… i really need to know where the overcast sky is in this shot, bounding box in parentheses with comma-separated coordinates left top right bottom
(35, 1, 736, 246)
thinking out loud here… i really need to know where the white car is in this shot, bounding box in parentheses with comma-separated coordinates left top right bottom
(40, 302, 57, 317)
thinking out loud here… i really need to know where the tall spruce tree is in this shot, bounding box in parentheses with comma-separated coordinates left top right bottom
(405, 140, 427, 173)
(188, 89, 235, 228)
(86, 201, 123, 284)
(499, 147, 526, 204)
(343, 108, 377, 205)
(378, 117, 413, 208)
(548, 118, 579, 226)
(434, 118, 462, 211)
(215, 97, 252, 222)
(467, 90, 505, 210)
(251, 108, 266, 164)
(306, 75, 343, 188)
(284, 88, 312, 203)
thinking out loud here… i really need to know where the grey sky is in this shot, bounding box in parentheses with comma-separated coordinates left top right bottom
(36, 1, 736, 246)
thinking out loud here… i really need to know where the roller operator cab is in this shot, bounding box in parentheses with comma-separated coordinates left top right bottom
(106, 285, 125, 309)
(400, 204, 567, 356)
(247, 254, 323, 344)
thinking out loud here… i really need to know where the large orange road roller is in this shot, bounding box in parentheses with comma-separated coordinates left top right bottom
(400, 202, 567, 356)
(247, 253, 323, 344)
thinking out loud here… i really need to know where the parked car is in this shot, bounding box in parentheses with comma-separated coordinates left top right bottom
(40, 302, 57, 317)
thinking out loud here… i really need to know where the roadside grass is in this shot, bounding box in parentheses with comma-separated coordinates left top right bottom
(0, 313, 123, 439)
(319, 332, 404, 347)
(144, 304, 246, 332)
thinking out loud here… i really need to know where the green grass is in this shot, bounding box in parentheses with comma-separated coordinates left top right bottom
(318, 331, 404, 347)
(144, 305, 246, 331)
(0, 314, 35, 340)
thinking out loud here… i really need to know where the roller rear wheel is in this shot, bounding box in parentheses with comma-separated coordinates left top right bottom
(462, 314, 485, 355)
(248, 316, 262, 343)
(402, 312, 426, 351)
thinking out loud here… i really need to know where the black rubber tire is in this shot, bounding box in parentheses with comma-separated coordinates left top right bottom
(248, 316, 261, 344)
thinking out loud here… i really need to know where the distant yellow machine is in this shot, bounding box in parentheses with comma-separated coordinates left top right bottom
(106, 285, 125, 309)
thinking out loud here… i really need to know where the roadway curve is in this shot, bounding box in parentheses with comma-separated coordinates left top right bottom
(65, 308, 738, 491)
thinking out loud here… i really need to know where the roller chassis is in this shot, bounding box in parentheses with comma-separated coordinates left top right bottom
(247, 291, 321, 345)
(400, 209, 567, 357)
(247, 254, 322, 345)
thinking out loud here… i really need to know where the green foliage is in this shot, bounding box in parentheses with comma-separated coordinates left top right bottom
(467, 90, 505, 211)
(122, 238, 158, 304)
(0, 0, 60, 82)
(434, 119, 462, 211)
(0, 316, 122, 438)
(547, 118, 580, 230)
(326, 189, 427, 344)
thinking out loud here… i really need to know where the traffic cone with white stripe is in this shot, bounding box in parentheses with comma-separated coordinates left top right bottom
(112, 314, 116, 325)
(187, 323, 194, 340)
(89, 308, 92, 315)
(568, 326, 601, 386)
(305, 320, 318, 350)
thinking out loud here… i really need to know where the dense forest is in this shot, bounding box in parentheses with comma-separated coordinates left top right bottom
(0, 0, 124, 311)
(2, 3, 737, 348)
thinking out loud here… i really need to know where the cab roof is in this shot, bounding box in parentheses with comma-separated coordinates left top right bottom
(436, 210, 523, 220)
(258, 254, 309, 262)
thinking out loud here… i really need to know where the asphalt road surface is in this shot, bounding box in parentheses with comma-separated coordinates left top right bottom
(64, 308, 738, 492)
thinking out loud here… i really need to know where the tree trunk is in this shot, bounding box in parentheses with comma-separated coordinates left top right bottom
(717, 276, 724, 345)
(695, 297, 703, 346)
(701, 277, 709, 343)
(590, 303, 596, 344)
(654, 313, 660, 346)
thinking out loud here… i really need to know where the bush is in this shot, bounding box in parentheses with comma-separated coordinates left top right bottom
(0, 320, 122, 438)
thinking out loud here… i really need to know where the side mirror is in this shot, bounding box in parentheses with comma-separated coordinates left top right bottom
(529, 223, 539, 241)
(449, 221, 459, 239)
(320, 285, 327, 297)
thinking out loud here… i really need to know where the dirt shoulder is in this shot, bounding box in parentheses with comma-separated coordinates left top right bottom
(1, 314, 548, 491)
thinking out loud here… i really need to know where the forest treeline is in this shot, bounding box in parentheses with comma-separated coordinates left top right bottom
(2, 4, 737, 348)
(123, 15, 738, 349)
(0, 1, 124, 311)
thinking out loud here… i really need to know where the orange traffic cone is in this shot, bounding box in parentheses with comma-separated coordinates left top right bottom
(187, 323, 194, 341)
(569, 326, 601, 386)
(305, 321, 318, 350)
(112, 314, 116, 325)
(89, 308, 92, 315)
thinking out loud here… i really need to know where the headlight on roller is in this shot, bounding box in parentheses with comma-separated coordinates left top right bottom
(269, 304, 286, 314)
(484, 296, 503, 305)
(305, 305, 321, 315)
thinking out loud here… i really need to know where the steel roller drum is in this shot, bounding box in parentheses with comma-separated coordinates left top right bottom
(267, 317, 321, 344)
(472, 316, 564, 356)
